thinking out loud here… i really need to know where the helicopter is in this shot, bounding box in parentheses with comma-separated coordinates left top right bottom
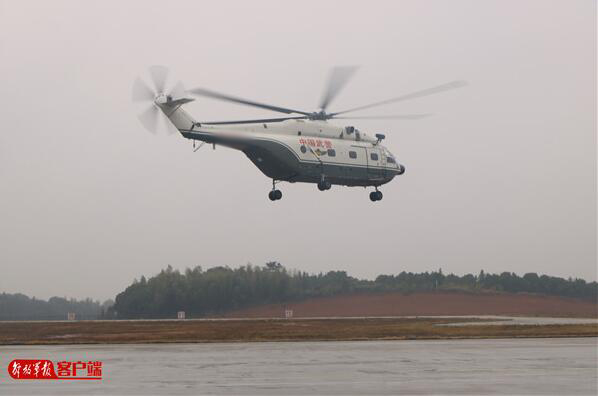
(132, 66, 466, 202)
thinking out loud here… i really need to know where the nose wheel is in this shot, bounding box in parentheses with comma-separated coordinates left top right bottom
(269, 180, 283, 201)
(369, 189, 383, 202)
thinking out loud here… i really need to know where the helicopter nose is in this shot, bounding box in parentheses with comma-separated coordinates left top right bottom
(397, 164, 405, 175)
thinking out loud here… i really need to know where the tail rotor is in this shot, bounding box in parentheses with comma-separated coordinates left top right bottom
(131, 65, 187, 135)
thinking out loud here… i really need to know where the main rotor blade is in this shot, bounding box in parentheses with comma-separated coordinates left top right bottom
(199, 116, 309, 125)
(332, 80, 468, 116)
(137, 105, 160, 134)
(188, 87, 311, 116)
(333, 114, 432, 120)
(132, 77, 155, 102)
(148, 65, 169, 93)
(319, 66, 358, 111)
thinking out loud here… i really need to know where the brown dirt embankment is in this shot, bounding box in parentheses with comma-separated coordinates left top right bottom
(0, 318, 596, 345)
(221, 291, 598, 318)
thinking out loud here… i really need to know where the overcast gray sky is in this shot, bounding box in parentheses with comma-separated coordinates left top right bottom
(0, 0, 595, 301)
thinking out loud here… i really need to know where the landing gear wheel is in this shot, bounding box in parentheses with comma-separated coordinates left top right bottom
(269, 179, 283, 201)
(317, 180, 332, 191)
(269, 189, 282, 201)
(369, 190, 383, 202)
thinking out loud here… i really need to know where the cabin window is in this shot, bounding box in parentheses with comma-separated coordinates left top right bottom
(327, 149, 336, 157)
(263, 124, 267, 128)
(387, 156, 396, 164)
(297, 131, 301, 135)
(349, 151, 357, 159)
(370, 153, 379, 161)
(300, 145, 307, 154)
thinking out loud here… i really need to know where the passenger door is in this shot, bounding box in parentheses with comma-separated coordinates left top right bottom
(366, 147, 385, 181)
(350, 147, 369, 181)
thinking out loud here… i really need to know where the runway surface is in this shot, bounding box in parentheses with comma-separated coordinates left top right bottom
(1, 338, 596, 395)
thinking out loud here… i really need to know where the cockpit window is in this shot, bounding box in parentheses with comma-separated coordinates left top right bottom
(387, 156, 396, 164)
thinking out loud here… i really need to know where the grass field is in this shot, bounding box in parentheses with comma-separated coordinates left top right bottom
(0, 317, 596, 345)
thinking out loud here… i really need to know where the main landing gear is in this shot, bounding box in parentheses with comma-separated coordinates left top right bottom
(269, 180, 282, 201)
(317, 177, 332, 191)
(369, 188, 383, 202)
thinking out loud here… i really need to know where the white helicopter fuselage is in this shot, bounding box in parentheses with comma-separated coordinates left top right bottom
(134, 65, 464, 200)
(166, 104, 405, 188)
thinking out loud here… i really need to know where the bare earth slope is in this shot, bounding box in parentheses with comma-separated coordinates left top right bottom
(1, 318, 596, 345)
(221, 291, 598, 318)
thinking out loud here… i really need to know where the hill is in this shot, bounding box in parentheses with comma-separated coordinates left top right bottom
(112, 263, 598, 319)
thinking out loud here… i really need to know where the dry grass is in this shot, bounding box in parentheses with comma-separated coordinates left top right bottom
(0, 318, 596, 345)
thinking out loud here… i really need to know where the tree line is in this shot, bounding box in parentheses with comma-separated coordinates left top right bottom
(110, 262, 597, 319)
(0, 293, 112, 321)
(2, 263, 595, 320)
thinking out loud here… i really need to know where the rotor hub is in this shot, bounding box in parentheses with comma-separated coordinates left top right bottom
(310, 110, 330, 121)
(154, 93, 170, 105)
